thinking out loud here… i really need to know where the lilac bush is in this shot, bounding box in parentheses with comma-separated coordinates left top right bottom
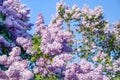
(0, 0, 120, 80)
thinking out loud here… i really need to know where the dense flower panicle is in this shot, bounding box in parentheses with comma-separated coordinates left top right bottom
(0, 47, 22, 66)
(5, 60, 33, 80)
(33, 54, 73, 77)
(79, 59, 94, 73)
(33, 57, 49, 76)
(64, 59, 109, 80)
(3, 0, 31, 21)
(67, 63, 81, 73)
(56, 0, 81, 20)
(40, 28, 72, 55)
(64, 69, 79, 80)
(3, 15, 33, 32)
(35, 13, 45, 35)
(3, 15, 32, 39)
(52, 54, 73, 67)
(81, 4, 103, 19)
(35, 13, 73, 55)
(0, 46, 33, 80)
(0, 0, 34, 55)
(77, 5, 103, 33)
(33, 66, 48, 77)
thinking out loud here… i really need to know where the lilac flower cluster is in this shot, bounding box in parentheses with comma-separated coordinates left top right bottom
(0, 47, 21, 67)
(3, 0, 31, 22)
(5, 60, 33, 80)
(35, 13, 73, 55)
(64, 59, 109, 80)
(56, 1, 102, 22)
(33, 53, 73, 78)
(33, 53, 109, 80)
(0, 47, 33, 80)
(33, 57, 49, 77)
(0, 0, 34, 54)
(51, 54, 73, 68)
(56, 0, 81, 20)
(50, 54, 73, 76)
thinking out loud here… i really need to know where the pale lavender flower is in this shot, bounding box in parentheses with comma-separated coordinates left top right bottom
(0, 55, 7, 64)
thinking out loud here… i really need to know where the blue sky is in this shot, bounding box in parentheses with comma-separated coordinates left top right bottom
(21, 0, 120, 35)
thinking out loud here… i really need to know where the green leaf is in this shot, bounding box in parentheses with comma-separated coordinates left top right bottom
(34, 74, 44, 80)
(30, 56, 37, 62)
(46, 74, 58, 80)
(97, 57, 102, 63)
(0, 12, 6, 20)
(101, 35, 105, 41)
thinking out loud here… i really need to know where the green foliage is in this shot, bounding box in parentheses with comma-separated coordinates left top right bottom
(104, 56, 113, 66)
(59, 7, 65, 18)
(0, 12, 6, 21)
(34, 74, 44, 80)
(32, 35, 42, 51)
(33, 73, 58, 80)
(46, 74, 58, 80)
(111, 72, 120, 80)
(97, 56, 102, 63)
(101, 35, 106, 41)
(30, 35, 42, 62)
